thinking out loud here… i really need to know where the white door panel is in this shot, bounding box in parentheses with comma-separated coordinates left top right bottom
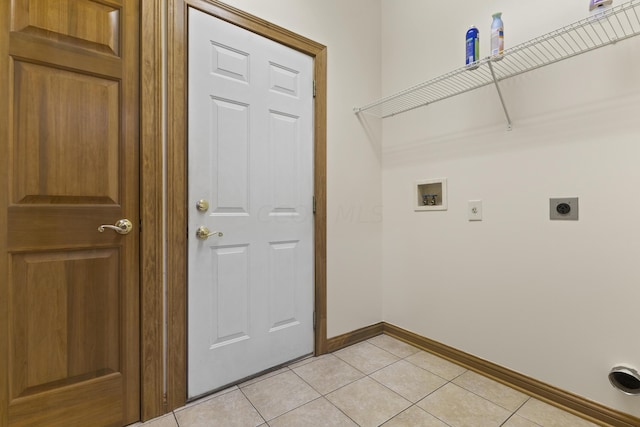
(188, 7, 314, 398)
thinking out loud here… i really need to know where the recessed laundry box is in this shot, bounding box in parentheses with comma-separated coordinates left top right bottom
(608, 366, 640, 395)
(414, 178, 447, 211)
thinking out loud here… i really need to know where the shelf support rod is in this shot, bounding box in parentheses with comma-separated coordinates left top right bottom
(488, 60, 513, 131)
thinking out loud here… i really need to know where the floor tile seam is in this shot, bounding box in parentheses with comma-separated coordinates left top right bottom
(287, 362, 363, 397)
(374, 402, 413, 427)
(321, 374, 415, 421)
(237, 366, 293, 390)
(177, 384, 241, 412)
(412, 350, 545, 415)
(363, 371, 414, 407)
(366, 367, 446, 405)
(413, 378, 452, 408)
(285, 353, 322, 370)
(261, 395, 323, 425)
(417, 396, 510, 427)
(321, 395, 363, 427)
(171, 411, 180, 427)
(440, 381, 517, 420)
(287, 353, 342, 379)
(239, 368, 323, 422)
(400, 403, 456, 427)
(288, 352, 358, 380)
(357, 357, 406, 377)
(414, 379, 516, 425)
(365, 338, 421, 359)
(511, 397, 561, 427)
(321, 375, 450, 427)
(318, 373, 368, 398)
(407, 357, 537, 414)
(336, 341, 400, 359)
(261, 394, 361, 427)
(450, 377, 529, 414)
(237, 383, 269, 425)
(329, 352, 390, 377)
(402, 355, 469, 384)
(498, 397, 541, 427)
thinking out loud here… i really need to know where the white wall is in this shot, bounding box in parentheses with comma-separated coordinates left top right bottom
(381, 0, 640, 417)
(217, 0, 640, 417)
(218, 0, 384, 337)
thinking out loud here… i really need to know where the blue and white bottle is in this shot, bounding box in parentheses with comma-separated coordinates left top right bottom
(466, 26, 479, 69)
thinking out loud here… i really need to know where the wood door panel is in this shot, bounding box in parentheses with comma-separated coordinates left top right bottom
(12, 60, 119, 204)
(9, 374, 122, 427)
(10, 249, 119, 399)
(9, 31, 122, 78)
(8, 205, 123, 251)
(11, 0, 120, 56)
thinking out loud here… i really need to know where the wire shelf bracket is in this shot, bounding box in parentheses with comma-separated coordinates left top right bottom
(488, 60, 512, 131)
(354, 0, 640, 129)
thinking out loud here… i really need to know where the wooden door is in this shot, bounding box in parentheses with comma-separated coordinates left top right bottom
(0, 1, 140, 426)
(187, 7, 315, 397)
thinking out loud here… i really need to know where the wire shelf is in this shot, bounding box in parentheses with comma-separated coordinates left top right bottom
(354, 0, 640, 120)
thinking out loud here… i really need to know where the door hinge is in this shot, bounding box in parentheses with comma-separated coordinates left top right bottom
(313, 196, 316, 214)
(313, 311, 316, 328)
(313, 80, 316, 98)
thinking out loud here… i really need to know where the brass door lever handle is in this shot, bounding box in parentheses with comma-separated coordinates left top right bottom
(98, 219, 133, 235)
(196, 226, 223, 240)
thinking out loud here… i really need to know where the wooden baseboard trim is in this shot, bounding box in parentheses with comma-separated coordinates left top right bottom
(382, 323, 640, 427)
(325, 322, 384, 353)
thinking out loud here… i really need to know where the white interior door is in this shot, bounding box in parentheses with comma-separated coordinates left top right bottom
(187, 7, 315, 398)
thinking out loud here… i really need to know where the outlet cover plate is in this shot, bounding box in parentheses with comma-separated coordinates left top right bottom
(550, 197, 578, 220)
(468, 200, 482, 221)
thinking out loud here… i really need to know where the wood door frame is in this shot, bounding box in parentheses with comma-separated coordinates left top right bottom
(140, 0, 166, 419)
(140, 0, 327, 419)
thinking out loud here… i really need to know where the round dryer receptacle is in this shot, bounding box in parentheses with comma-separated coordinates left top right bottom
(609, 366, 640, 396)
(556, 203, 571, 215)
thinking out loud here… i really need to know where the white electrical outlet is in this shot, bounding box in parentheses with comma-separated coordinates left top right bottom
(468, 200, 483, 221)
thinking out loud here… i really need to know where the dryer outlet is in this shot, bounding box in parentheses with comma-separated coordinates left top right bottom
(550, 197, 578, 220)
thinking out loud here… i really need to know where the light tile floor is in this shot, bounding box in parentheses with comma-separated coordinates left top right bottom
(134, 334, 600, 427)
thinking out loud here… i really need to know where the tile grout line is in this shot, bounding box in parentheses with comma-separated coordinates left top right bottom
(330, 341, 458, 426)
(332, 341, 402, 377)
(258, 365, 361, 427)
(362, 341, 531, 426)
(288, 350, 415, 427)
(382, 403, 457, 427)
(498, 397, 538, 427)
(399, 350, 538, 419)
(448, 370, 536, 416)
(263, 395, 324, 426)
(329, 340, 485, 424)
(236, 385, 269, 426)
(287, 359, 363, 425)
(161, 336, 589, 427)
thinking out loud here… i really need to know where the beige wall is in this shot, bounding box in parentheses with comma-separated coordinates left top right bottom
(381, 0, 640, 417)
(219, 0, 384, 337)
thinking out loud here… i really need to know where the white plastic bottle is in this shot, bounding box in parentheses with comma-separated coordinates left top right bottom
(590, 0, 613, 18)
(491, 12, 504, 60)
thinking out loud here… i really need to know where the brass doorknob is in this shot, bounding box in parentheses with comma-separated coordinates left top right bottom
(98, 219, 133, 235)
(196, 226, 223, 240)
(196, 199, 209, 212)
